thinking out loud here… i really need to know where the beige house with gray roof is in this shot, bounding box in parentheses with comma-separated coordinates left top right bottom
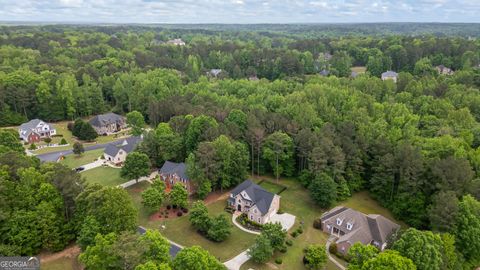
(320, 206, 400, 255)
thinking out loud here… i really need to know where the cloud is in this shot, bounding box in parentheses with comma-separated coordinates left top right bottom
(0, 0, 478, 23)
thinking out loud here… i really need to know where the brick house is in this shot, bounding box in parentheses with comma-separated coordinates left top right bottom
(159, 161, 193, 194)
(89, 113, 126, 135)
(19, 119, 56, 143)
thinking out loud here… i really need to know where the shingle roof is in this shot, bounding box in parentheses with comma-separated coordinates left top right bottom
(19, 119, 43, 131)
(381, 71, 398, 78)
(231, 180, 275, 214)
(104, 136, 142, 157)
(159, 161, 189, 180)
(89, 113, 124, 128)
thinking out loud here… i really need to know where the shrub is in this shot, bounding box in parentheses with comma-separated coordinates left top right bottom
(275, 258, 283, 264)
(279, 245, 287, 253)
(67, 122, 74, 131)
(29, 143, 37, 150)
(236, 213, 263, 231)
(172, 205, 178, 209)
(177, 211, 183, 217)
(43, 137, 52, 144)
(164, 215, 168, 218)
(277, 209, 284, 214)
(167, 205, 171, 210)
(313, 218, 322, 230)
(182, 208, 188, 213)
(329, 242, 337, 254)
(291, 231, 298, 238)
(285, 239, 293, 246)
(296, 227, 303, 234)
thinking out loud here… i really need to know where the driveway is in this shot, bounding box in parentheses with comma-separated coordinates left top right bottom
(137, 226, 182, 258)
(79, 159, 106, 171)
(326, 236, 346, 270)
(224, 250, 250, 270)
(269, 213, 296, 231)
(35, 138, 127, 162)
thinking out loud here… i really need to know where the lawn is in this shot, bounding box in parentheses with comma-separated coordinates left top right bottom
(60, 148, 104, 168)
(241, 176, 402, 270)
(258, 180, 286, 194)
(126, 182, 256, 262)
(351, 66, 367, 73)
(41, 256, 81, 270)
(81, 166, 125, 187)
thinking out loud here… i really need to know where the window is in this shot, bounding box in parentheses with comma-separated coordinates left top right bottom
(250, 215, 253, 220)
(336, 218, 343, 226)
(254, 209, 257, 213)
(346, 223, 353, 230)
(238, 199, 241, 203)
(258, 218, 260, 222)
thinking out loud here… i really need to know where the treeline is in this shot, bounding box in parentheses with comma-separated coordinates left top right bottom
(0, 26, 479, 125)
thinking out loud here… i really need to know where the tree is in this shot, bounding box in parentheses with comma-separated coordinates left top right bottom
(77, 215, 101, 250)
(453, 195, 480, 266)
(428, 191, 459, 232)
(248, 234, 274, 263)
(392, 228, 444, 270)
(331, 51, 352, 77)
(262, 131, 294, 180)
(112, 231, 148, 270)
(142, 179, 166, 213)
(361, 250, 416, 270)
(347, 243, 379, 270)
(121, 152, 151, 182)
(185, 115, 218, 153)
(414, 57, 436, 76)
(189, 201, 212, 234)
(73, 142, 84, 156)
(79, 233, 120, 269)
(136, 261, 171, 270)
(173, 246, 225, 270)
(207, 214, 231, 242)
(303, 244, 327, 270)
(309, 173, 337, 208)
(127, 110, 145, 136)
(0, 129, 24, 153)
(261, 222, 286, 251)
(169, 183, 188, 209)
(139, 230, 171, 265)
(72, 118, 98, 141)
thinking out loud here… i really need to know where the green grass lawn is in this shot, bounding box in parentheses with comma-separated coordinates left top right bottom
(60, 148, 104, 168)
(81, 166, 125, 187)
(126, 182, 256, 262)
(351, 66, 367, 73)
(258, 180, 286, 194)
(41, 256, 81, 270)
(241, 176, 402, 270)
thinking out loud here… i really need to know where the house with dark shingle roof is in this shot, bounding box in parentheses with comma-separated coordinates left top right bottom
(320, 206, 400, 255)
(103, 136, 142, 165)
(159, 161, 193, 194)
(89, 113, 126, 135)
(19, 119, 56, 143)
(228, 180, 280, 225)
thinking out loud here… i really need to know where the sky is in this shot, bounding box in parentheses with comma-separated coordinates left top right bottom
(0, 0, 479, 24)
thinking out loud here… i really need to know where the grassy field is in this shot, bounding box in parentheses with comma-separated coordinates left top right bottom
(240, 176, 402, 270)
(351, 66, 367, 73)
(126, 182, 256, 262)
(258, 180, 286, 194)
(42, 256, 81, 270)
(81, 167, 125, 187)
(60, 148, 104, 168)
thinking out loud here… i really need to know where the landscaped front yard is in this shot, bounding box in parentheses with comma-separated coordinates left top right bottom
(126, 182, 256, 262)
(60, 148, 104, 168)
(81, 167, 125, 187)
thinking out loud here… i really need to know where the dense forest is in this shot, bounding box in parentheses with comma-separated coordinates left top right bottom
(0, 24, 480, 269)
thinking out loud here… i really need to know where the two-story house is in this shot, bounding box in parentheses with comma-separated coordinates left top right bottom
(381, 70, 398, 82)
(19, 119, 56, 143)
(228, 180, 280, 225)
(89, 113, 126, 135)
(159, 161, 193, 194)
(103, 136, 142, 165)
(320, 206, 400, 255)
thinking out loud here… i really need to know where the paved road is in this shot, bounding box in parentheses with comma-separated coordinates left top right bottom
(137, 226, 183, 257)
(35, 139, 126, 162)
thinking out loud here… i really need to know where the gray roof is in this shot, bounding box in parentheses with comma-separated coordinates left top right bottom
(159, 161, 188, 180)
(231, 180, 275, 215)
(321, 206, 400, 246)
(320, 69, 330, 76)
(210, 69, 223, 76)
(381, 71, 398, 78)
(89, 113, 124, 128)
(19, 119, 43, 131)
(104, 136, 142, 157)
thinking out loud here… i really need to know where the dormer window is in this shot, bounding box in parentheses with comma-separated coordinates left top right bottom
(346, 222, 353, 230)
(336, 218, 343, 226)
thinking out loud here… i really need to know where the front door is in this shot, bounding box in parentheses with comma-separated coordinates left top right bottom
(237, 205, 241, 211)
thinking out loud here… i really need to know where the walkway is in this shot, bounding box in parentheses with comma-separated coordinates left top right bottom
(326, 236, 346, 270)
(224, 250, 251, 270)
(79, 159, 105, 171)
(118, 171, 157, 188)
(231, 212, 261, 235)
(231, 211, 296, 235)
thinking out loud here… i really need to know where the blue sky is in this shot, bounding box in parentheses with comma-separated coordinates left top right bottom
(0, 0, 479, 23)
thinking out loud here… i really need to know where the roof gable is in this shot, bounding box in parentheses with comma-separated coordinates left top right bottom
(159, 161, 188, 180)
(231, 180, 276, 214)
(89, 113, 124, 127)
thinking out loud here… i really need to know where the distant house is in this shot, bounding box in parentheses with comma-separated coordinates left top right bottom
(228, 180, 280, 225)
(19, 119, 56, 143)
(323, 52, 333, 61)
(167, 38, 185, 46)
(381, 71, 398, 83)
(436, 65, 454, 75)
(319, 69, 330, 77)
(248, 75, 259, 81)
(89, 113, 126, 135)
(351, 71, 358, 78)
(208, 69, 223, 78)
(159, 161, 193, 194)
(320, 206, 400, 255)
(104, 136, 142, 165)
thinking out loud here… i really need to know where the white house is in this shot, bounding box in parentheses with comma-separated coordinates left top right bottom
(103, 136, 142, 165)
(18, 119, 56, 143)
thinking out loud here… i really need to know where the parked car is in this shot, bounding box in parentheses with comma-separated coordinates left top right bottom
(75, 166, 85, 172)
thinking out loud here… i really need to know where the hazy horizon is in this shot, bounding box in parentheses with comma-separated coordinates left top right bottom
(0, 0, 479, 24)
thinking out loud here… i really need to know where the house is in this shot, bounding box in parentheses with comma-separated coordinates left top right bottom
(208, 69, 223, 78)
(381, 71, 398, 83)
(89, 113, 126, 135)
(228, 180, 280, 225)
(351, 71, 358, 78)
(248, 75, 259, 81)
(103, 136, 142, 165)
(159, 161, 193, 194)
(320, 206, 400, 255)
(436, 65, 454, 75)
(319, 69, 330, 77)
(19, 119, 56, 143)
(167, 38, 185, 46)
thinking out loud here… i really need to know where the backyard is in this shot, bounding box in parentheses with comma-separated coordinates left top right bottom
(81, 166, 125, 187)
(60, 148, 104, 168)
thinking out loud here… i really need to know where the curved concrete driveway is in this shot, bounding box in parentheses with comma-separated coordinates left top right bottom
(326, 236, 346, 270)
(224, 250, 250, 270)
(36, 138, 127, 162)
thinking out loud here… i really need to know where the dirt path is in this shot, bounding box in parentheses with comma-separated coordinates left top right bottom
(39, 245, 81, 263)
